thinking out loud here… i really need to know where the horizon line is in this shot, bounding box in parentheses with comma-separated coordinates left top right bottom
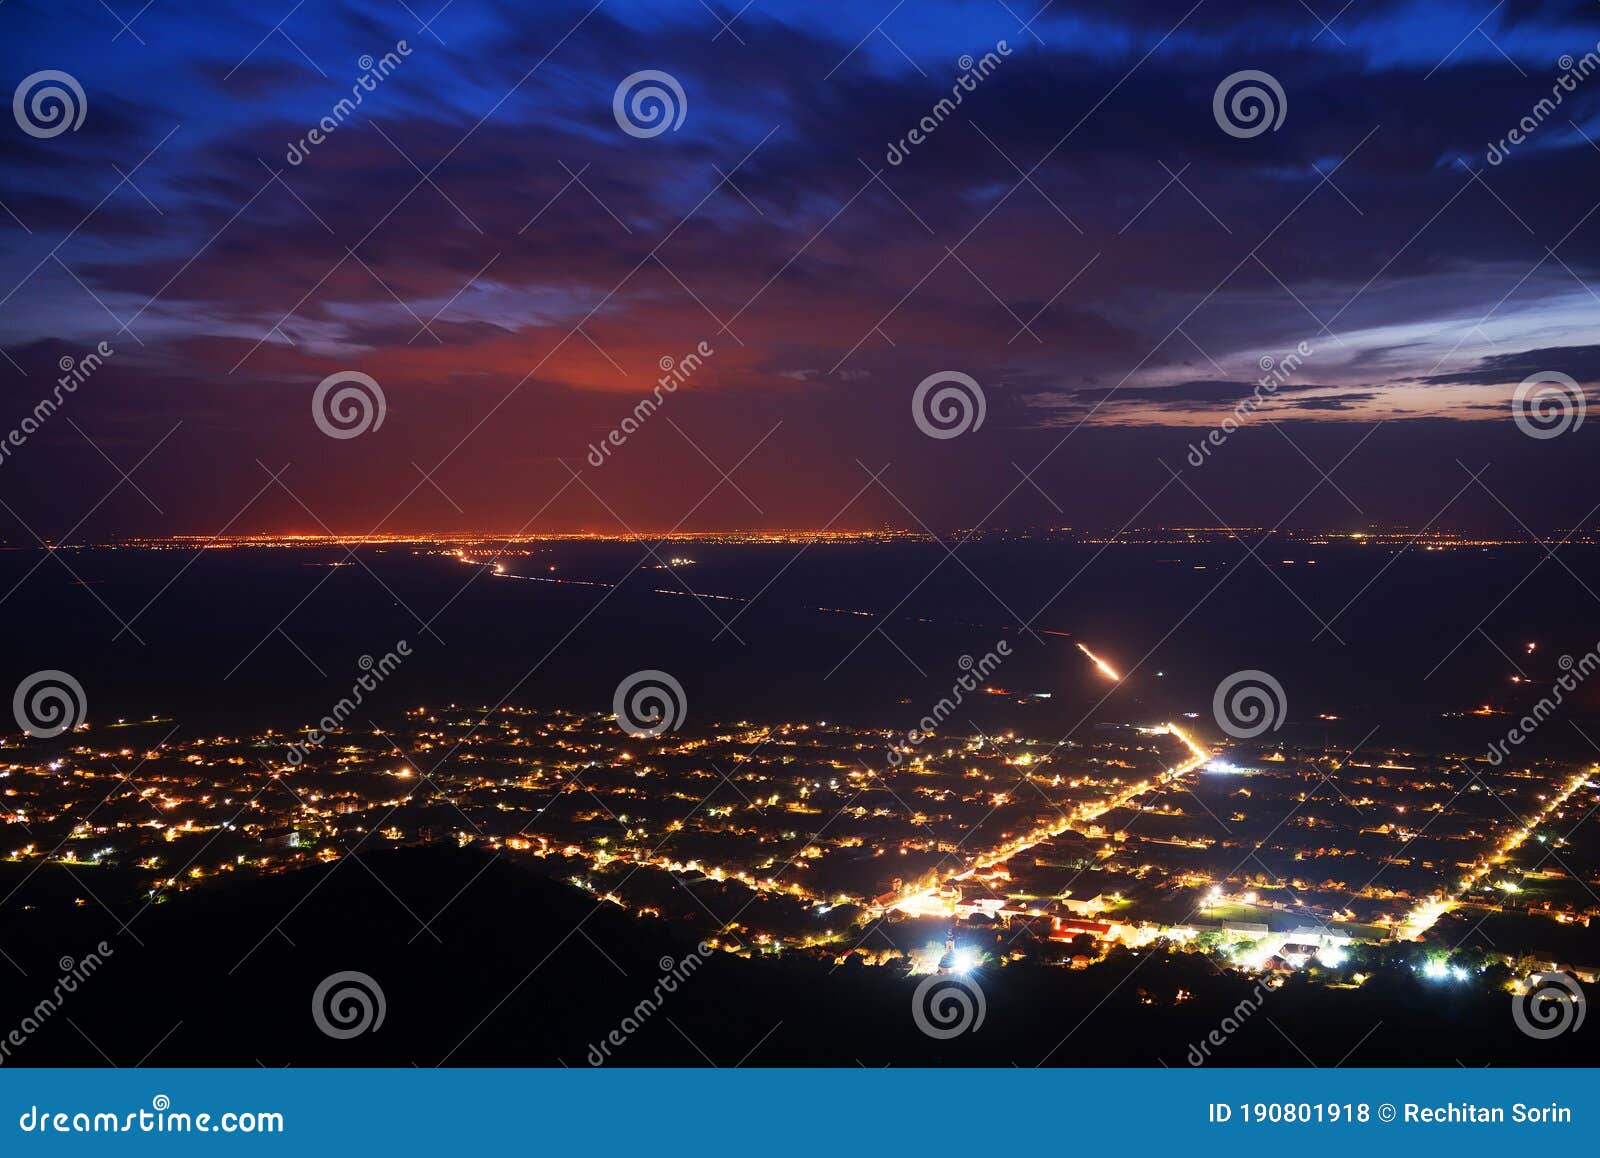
(0, 525, 1583, 549)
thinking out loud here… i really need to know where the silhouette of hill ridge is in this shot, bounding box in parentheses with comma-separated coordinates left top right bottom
(0, 845, 1591, 1067)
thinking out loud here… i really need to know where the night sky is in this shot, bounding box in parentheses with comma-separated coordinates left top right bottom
(2, 0, 1598, 536)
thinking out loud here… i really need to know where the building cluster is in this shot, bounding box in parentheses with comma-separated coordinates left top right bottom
(2, 709, 1595, 973)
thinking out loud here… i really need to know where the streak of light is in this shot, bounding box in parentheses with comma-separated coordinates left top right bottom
(885, 722, 1212, 918)
(1076, 642, 1121, 681)
(465, 555, 1080, 639)
(1397, 764, 1594, 939)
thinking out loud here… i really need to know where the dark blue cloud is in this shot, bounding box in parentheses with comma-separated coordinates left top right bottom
(0, 0, 1597, 534)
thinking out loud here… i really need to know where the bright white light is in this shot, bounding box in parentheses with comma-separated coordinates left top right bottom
(952, 947, 981, 973)
(1421, 959, 1448, 980)
(1317, 945, 1347, 967)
